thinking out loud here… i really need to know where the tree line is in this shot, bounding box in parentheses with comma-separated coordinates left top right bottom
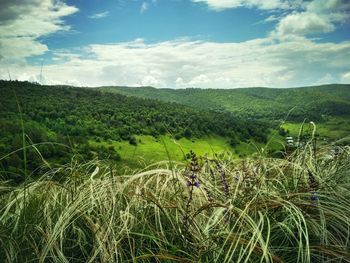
(0, 80, 269, 180)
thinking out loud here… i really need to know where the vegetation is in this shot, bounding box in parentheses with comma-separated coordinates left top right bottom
(0, 80, 350, 262)
(281, 116, 350, 144)
(0, 138, 349, 262)
(99, 84, 350, 121)
(90, 135, 251, 168)
(0, 80, 268, 176)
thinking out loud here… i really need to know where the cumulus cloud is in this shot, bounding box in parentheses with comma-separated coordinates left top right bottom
(274, 12, 335, 36)
(0, 0, 78, 64)
(273, 0, 350, 37)
(1, 0, 349, 88)
(88, 11, 110, 19)
(193, 0, 350, 39)
(2, 37, 349, 88)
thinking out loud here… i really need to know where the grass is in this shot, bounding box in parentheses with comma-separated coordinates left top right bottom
(89, 135, 239, 168)
(89, 134, 283, 170)
(1, 137, 349, 262)
(282, 116, 350, 144)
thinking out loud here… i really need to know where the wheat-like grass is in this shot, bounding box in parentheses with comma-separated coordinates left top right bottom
(0, 144, 349, 262)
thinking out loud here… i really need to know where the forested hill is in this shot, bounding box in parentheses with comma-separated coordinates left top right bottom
(98, 84, 350, 121)
(0, 81, 265, 140)
(0, 80, 268, 142)
(0, 80, 269, 176)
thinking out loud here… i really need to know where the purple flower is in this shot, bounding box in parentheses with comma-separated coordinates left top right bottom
(186, 180, 192, 187)
(310, 192, 319, 201)
(193, 181, 200, 188)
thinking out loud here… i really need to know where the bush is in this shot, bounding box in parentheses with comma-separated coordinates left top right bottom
(174, 133, 182, 140)
(278, 127, 288, 137)
(128, 136, 137, 145)
(229, 137, 240, 147)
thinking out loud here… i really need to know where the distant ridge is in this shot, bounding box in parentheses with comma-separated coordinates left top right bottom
(97, 84, 350, 121)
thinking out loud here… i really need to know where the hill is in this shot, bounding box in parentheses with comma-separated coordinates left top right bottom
(1, 81, 350, 263)
(98, 84, 350, 120)
(0, 80, 268, 177)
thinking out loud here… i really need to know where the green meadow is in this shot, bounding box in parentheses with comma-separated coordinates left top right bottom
(0, 81, 349, 262)
(2, 0, 350, 261)
(282, 116, 350, 144)
(89, 135, 266, 169)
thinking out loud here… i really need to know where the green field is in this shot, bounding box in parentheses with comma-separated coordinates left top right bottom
(89, 135, 252, 167)
(88, 130, 288, 170)
(1, 81, 349, 176)
(1, 81, 350, 262)
(281, 116, 350, 145)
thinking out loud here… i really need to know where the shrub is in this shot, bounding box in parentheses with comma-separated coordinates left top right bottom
(128, 135, 137, 145)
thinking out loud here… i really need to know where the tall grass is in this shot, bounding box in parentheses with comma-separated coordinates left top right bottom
(0, 142, 349, 262)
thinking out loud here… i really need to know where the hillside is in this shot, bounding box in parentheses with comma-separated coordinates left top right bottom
(98, 84, 350, 120)
(1, 81, 350, 262)
(0, 80, 268, 177)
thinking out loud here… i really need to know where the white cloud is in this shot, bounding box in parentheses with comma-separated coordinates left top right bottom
(88, 11, 110, 19)
(273, 0, 350, 38)
(141, 75, 161, 86)
(1, 0, 349, 89)
(193, 0, 350, 39)
(140, 2, 149, 13)
(264, 15, 281, 23)
(275, 12, 335, 36)
(0, 0, 78, 64)
(191, 0, 294, 11)
(341, 72, 350, 83)
(140, 0, 158, 13)
(3, 37, 349, 88)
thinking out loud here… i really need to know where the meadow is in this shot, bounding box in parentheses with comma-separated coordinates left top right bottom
(0, 80, 350, 262)
(282, 117, 350, 145)
(89, 134, 267, 170)
(0, 136, 349, 262)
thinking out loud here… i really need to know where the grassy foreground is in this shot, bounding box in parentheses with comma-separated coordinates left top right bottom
(0, 142, 350, 262)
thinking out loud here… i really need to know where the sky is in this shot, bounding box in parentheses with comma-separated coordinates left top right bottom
(0, 0, 350, 88)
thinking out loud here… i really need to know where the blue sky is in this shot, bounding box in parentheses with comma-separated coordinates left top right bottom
(0, 0, 350, 88)
(53, 0, 274, 46)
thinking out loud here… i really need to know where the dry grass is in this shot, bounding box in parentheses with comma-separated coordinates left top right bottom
(0, 142, 349, 262)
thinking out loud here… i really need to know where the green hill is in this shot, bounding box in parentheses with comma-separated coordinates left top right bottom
(0, 80, 268, 177)
(98, 84, 350, 120)
(2, 80, 349, 178)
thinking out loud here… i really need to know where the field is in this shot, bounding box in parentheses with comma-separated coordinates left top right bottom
(89, 135, 267, 169)
(282, 117, 350, 145)
(2, 1, 350, 262)
(1, 141, 349, 262)
(0, 81, 350, 262)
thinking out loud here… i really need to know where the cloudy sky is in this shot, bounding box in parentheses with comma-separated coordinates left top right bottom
(0, 0, 349, 88)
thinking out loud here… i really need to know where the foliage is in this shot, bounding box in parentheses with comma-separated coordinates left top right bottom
(99, 84, 350, 121)
(0, 80, 269, 175)
(0, 142, 349, 262)
(0, 80, 349, 262)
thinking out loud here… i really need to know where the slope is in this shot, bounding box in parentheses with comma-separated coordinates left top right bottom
(99, 84, 350, 121)
(0, 80, 269, 176)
